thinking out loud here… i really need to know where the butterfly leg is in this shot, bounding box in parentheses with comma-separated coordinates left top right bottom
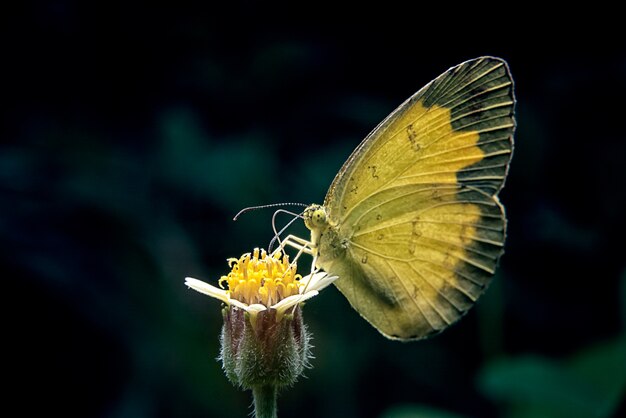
(277, 235, 325, 313)
(271, 234, 322, 288)
(271, 234, 315, 256)
(267, 234, 313, 280)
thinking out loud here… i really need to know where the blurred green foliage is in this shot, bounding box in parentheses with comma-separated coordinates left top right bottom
(381, 405, 470, 418)
(3, 2, 625, 417)
(478, 338, 626, 418)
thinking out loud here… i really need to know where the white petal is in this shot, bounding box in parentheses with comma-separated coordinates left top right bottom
(184, 277, 229, 304)
(243, 303, 267, 331)
(228, 298, 251, 311)
(245, 303, 268, 314)
(312, 273, 338, 292)
(298, 272, 317, 288)
(300, 272, 338, 293)
(271, 290, 319, 315)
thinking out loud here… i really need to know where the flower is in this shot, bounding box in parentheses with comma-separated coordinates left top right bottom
(185, 248, 337, 392)
(185, 248, 336, 328)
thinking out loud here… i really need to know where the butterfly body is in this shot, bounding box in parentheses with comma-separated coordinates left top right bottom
(300, 57, 515, 341)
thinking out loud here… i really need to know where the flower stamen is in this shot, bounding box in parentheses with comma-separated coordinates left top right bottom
(219, 248, 302, 307)
(186, 248, 337, 327)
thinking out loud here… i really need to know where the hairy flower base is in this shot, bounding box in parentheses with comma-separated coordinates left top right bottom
(221, 305, 310, 389)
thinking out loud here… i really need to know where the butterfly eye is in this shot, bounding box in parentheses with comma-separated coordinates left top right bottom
(312, 208, 326, 226)
(304, 205, 327, 230)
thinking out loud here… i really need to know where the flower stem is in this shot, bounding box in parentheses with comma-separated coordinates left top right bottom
(252, 385, 277, 418)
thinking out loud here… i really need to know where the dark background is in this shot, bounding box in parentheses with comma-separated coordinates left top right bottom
(4, 3, 625, 417)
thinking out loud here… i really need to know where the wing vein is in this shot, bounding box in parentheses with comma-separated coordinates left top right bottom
(383, 258, 437, 330)
(408, 263, 463, 316)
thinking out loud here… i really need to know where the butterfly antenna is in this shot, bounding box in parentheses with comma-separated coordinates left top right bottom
(233, 202, 308, 221)
(264, 207, 320, 314)
(268, 209, 305, 253)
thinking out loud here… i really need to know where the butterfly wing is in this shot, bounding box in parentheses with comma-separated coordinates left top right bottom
(317, 57, 515, 340)
(319, 183, 506, 339)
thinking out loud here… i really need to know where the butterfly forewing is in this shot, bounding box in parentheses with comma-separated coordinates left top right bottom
(317, 57, 514, 340)
(324, 57, 514, 219)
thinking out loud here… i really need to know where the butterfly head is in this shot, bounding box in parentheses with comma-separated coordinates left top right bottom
(303, 204, 328, 230)
(303, 204, 330, 249)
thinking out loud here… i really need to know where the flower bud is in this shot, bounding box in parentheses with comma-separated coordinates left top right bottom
(220, 304, 310, 389)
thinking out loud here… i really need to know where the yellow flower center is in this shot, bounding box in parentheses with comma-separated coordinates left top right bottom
(219, 248, 302, 307)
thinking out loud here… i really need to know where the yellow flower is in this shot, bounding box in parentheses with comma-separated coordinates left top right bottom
(186, 247, 337, 396)
(185, 248, 336, 327)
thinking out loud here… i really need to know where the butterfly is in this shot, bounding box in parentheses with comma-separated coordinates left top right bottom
(283, 56, 515, 340)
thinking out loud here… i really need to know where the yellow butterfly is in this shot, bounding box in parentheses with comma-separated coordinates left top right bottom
(283, 57, 515, 341)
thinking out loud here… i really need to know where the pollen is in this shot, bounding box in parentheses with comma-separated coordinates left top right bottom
(219, 248, 302, 307)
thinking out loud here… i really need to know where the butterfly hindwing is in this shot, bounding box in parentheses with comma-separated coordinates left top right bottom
(324, 184, 505, 339)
